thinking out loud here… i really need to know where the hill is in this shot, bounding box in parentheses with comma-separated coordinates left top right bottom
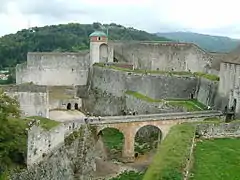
(156, 31, 240, 53)
(0, 23, 170, 69)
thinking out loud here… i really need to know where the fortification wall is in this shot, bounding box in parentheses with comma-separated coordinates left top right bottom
(110, 42, 212, 72)
(125, 94, 185, 114)
(196, 78, 219, 107)
(92, 66, 197, 99)
(218, 62, 240, 116)
(82, 89, 126, 116)
(196, 122, 240, 138)
(218, 62, 240, 96)
(47, 86, 82, 110)
(27, 121, 83, 166)
(49, 98, 82, 110)
(13, 124, 103, 180)
(16, 52, 90, 86)
(1, 84, 49, 117)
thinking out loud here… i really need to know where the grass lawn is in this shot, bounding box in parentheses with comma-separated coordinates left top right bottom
(190, 138, 240, 180)
(94, 63, 219, 81)
(143, 123, 195, 180)
(110, 171, 144, 180)
(27, 116, 60, 130)
(125, 91, 207, 111)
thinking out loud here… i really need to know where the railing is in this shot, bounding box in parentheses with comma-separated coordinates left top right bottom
(87, 110, 223, 125)
(64, 110, 223, 125)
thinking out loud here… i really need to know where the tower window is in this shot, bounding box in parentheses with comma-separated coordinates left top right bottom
(98, 37, 101, 41)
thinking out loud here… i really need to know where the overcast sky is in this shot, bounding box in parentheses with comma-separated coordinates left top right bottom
(1, 0, 240, 38)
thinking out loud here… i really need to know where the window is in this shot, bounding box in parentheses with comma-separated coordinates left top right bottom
(98, 37, 101, 41)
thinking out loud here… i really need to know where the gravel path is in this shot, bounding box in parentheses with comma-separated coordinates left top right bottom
(49, 110, 86, 122)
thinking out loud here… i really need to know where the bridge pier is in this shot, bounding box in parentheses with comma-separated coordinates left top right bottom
(122, 130, 135, 163)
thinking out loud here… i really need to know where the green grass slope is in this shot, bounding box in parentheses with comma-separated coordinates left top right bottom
(190, 138, 240, 180)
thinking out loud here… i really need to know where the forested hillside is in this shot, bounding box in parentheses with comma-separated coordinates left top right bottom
(0, 23, 170, 68)
(156, 31, 240, 53)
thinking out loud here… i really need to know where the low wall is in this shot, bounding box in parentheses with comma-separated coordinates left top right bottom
(196, 122, 240, 138)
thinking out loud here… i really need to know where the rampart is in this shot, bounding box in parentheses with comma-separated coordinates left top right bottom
(47, 86, 82, 110)
(13, 123, 102, 180)
(109, 41, 212, 72)
(16, 52, 90, 86)
(27, 120, 83, 166)
(1, 84, 49, 117)
(196, 122, 240, 138)
(92, 66, 197, 99)
(125, 93, 186, 114)
(196, 78, 219, 107)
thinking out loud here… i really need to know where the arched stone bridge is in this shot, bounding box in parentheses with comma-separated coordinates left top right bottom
(88, 110, 223, 162)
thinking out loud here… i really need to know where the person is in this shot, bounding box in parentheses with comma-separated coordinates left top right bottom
(207, 106, 211, 110)
(98, 116, 101, 121)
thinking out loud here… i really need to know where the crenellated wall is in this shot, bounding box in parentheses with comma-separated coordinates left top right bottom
(16, 52, 90, 86)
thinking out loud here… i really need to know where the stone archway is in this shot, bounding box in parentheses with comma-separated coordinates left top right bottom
(99, 43, 108, 63)
(67, 103, 71, 110)
(134, 125, 162, 157)
(74, 103, 79, 110)
(97, 127, 125, 160)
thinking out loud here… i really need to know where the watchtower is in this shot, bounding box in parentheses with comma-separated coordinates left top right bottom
(89, 31, 108, 66)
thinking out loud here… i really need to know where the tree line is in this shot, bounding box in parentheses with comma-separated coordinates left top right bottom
(0, 23, 170, 69)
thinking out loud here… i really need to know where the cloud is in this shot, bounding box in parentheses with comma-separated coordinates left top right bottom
(0, 0, 240, 38)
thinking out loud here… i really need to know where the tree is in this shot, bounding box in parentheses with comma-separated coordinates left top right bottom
(0, 90, 25, 175)
(0, 23, 171, 68)
(0, 89, 20, 121)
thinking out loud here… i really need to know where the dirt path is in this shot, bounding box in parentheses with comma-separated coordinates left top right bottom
(93, 151, 156, 179)
(49, 110, 85, 122)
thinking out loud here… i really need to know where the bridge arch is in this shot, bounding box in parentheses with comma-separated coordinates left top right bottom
(97, 126, 125, 161)
(134, 125, 162, 157)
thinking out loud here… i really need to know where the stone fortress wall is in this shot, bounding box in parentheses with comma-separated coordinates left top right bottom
(218, 62, 240, 116)
(47, 86, 82, 110)
(109, 41, 213, 73)
(82, 65, 219, 116)
(16, 52, 90, 86)
(1, 84, 49, 117)
(196, 122, 240, 138)
(92, 66, 197, 99)
(14, 123, 101, 180)
(12, 31, 227, 118)
(196, 78, 219, 108)
(27, 120, 83, 166)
